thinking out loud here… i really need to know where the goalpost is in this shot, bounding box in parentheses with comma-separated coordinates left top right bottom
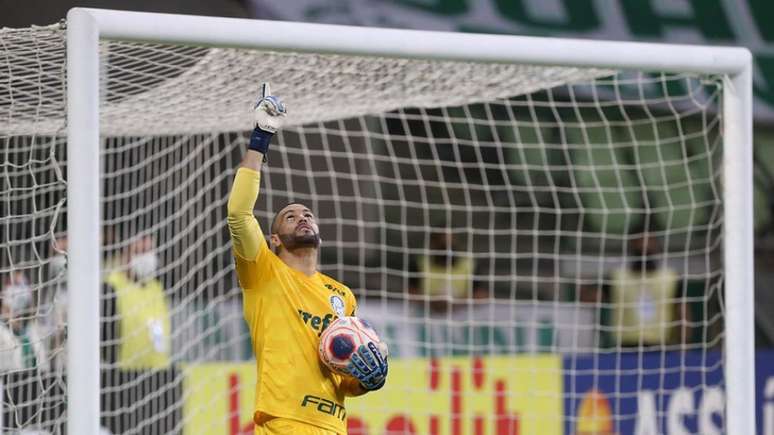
(0, 7, 753, 434)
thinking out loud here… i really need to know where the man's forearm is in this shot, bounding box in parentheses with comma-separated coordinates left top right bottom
(341, 377, 368, 397)
(241, 149, 265, 172)
(226, 165, 264, 261)
(227, 85, 281, 261)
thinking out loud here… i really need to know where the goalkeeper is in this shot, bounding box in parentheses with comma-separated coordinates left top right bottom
(227, 84, 388, 435)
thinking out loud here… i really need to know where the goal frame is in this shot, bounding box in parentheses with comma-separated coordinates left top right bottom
(65, 7, 754, 435)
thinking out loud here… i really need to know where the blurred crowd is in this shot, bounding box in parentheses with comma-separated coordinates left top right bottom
(0, 233, 172, 374)
(0, 237, 67, 372)
(405, 222, 709, 349)
(0, 219, 717, 376)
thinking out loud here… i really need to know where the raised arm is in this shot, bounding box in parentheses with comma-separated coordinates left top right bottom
(226, 84, 286, 261)
(226, 159, 264, 261)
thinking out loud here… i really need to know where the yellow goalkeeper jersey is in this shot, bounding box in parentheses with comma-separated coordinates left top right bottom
(227, 167, 360, 434)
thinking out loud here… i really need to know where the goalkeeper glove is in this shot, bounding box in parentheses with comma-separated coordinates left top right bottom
(249, 82, 287, 155)
(347, 342, 389, 391)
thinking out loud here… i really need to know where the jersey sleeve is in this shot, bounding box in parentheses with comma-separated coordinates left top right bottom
(227, 167, 270, 288)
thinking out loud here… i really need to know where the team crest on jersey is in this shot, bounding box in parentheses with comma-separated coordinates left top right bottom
(329, 295, 345, 317)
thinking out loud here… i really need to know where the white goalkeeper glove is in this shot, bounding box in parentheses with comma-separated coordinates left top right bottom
(249, 83, 287, 155)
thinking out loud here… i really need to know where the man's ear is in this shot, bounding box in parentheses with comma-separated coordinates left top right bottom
(270, 234, 281, 249)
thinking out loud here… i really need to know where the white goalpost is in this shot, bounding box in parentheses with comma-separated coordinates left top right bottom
(0, 6, 754, 435)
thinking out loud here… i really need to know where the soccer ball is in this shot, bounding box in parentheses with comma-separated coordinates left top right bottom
(318, 316, 387, 376)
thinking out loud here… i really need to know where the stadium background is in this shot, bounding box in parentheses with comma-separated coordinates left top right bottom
(2, 1, 774, 434)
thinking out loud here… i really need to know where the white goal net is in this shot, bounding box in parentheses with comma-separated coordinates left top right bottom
(1, 20, 736, 435)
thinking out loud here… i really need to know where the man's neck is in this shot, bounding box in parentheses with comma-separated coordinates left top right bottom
(279, 248, 318, 276)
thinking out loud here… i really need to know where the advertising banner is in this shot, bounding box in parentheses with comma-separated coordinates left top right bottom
(182, 355, 563, 435)
(169, 300, 596, 362)
(758, 350, 774, 435)
(357, 300, 596, 357)
(564, 350, 774, 435)
(181, 350, 774, 434)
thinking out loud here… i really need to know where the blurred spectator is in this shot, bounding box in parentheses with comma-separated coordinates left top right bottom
(41, 235, 69, 371)
(573, 282, 614, 349)
(102, 234, 171, 369)
(604, 231, 688, 348)
(1, 271, 49, 370)
(0, 279, 24, 371)
(408, 227, 486, 314)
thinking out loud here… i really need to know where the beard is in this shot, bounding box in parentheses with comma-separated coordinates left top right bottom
(278, 228, 321, 251)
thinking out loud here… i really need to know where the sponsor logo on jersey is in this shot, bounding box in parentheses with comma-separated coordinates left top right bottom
(297, 309, 335, 335)
(301, 394, 346, 421)
(324, 283, 346, 297)
(329, 295, 345, 317)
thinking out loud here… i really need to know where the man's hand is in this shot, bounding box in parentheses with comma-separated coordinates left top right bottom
(347, 342, 388, 391)
(249, 83, 287, 155)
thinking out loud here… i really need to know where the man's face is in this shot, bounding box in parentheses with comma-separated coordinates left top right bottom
(271, 203, 320, 252)
(631, 234, 658, 256)
(1, 271, 32, 324)
(129, 235, 154, 258)
(630, 234, 660, 272)
(429, 231, 453, 251)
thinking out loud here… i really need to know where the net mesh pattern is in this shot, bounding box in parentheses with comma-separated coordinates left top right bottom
(0, 24, 727, 434)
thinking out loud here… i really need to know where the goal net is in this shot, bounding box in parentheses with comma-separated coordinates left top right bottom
(0, 18, 742, 435)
